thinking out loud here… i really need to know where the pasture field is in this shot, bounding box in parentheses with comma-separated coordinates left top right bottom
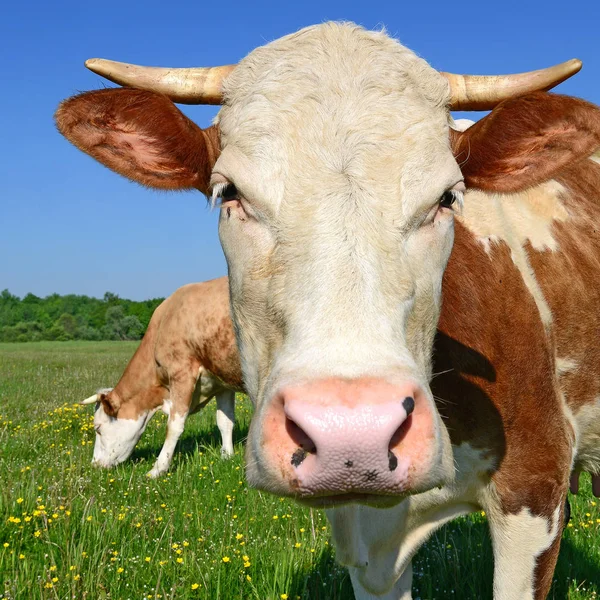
(0, 342, 598, 600)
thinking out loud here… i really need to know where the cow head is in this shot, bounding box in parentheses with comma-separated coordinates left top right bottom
(57, 22, 584, 506)
(81, 388, 161, 468)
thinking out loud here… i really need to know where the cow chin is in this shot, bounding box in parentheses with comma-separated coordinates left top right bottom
(245, 378, 454, 505)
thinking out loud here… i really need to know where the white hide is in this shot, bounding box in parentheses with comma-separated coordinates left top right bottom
(488, 505, 562, 600)
(147, 411, 188, 478)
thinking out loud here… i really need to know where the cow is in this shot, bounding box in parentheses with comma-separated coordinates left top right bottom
(55, 22, 600, 600)
(80, 277, 243, 478)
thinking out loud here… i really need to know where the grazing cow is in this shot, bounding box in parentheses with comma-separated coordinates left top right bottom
(56, 23, 600, 600)
(81, 278, 243, 477)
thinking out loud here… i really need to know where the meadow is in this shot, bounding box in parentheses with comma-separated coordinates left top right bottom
(0, 342, 598, 600)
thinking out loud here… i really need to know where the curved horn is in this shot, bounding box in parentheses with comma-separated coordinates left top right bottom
(85, 59, 236, 105)
(80, 394, 99, 405)
(442, 58, 582, 111)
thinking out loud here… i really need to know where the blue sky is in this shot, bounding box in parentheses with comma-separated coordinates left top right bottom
(2, 0, 599, 300)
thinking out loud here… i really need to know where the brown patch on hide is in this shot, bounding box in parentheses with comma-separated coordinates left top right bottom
(441, 94, 600, 595)
(435, 220, 572, 597)
(436, 221, 572, 507)
(528, 158, 600, 412)
(106, 277, 243, 424)
(154, 277, 244, 394)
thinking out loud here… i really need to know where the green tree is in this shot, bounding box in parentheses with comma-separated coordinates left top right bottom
(0, 289, 163, 342)
(56, 314, 78, 338)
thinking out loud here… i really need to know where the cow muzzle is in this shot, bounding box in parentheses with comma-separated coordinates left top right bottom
(251, 377, 448, 507)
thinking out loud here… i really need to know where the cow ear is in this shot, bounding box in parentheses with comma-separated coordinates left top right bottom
(99, 392, 120, 418)
(55, 88, 219, 195)
(452, 92, 600, 193)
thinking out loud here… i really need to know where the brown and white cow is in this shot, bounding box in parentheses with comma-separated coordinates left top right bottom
(56, 23, 600, 600)
(81, 278, 243, 477)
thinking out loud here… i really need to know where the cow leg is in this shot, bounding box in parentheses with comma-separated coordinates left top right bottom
(147, 377, 193, 478)
(216, 390, 235, 458)
(486, 493, 566, 600)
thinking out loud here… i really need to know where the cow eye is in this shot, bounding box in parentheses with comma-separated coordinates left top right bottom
(217, 183, 239, 203)
(439, 190, 457, 209)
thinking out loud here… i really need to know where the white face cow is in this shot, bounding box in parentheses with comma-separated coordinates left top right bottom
(211, 24, 462, 504)
(56, 22, 576, 508)
(86, 389, 158, 468)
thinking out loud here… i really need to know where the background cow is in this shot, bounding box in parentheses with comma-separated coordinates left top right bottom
(57, 23, 600, 600)
(81, 277, 243, 478)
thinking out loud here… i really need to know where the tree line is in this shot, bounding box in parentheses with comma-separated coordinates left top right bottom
(0, 289, 164, 342)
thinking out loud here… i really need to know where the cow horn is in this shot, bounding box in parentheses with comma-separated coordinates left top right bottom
(80, 394, 99, 405)
(441, 58, 582, 111)
(85, 58, 236, 105)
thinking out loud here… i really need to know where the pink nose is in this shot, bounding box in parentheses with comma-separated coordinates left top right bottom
(260, 377, 434, 501)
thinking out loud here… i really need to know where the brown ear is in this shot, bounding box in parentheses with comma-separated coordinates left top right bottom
(99, 392, 120, 418)
(452, 92, 600, 193)
(55, 88, 219, 195)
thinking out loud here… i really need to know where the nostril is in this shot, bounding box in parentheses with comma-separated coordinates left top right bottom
(389, 412, 413, 454)
(286, 418, 317, 468)
(388, 449, 398, 471)
(403, 396, 415, 416)
(291, 448, 307, 467)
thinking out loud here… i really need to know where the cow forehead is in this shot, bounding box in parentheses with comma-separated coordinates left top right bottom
(217, 23, 454, 213)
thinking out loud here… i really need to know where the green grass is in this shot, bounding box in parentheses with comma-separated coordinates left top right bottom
(0, 342, 598, 600)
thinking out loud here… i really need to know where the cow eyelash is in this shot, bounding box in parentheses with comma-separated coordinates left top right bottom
(211, 182, 239, 206)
